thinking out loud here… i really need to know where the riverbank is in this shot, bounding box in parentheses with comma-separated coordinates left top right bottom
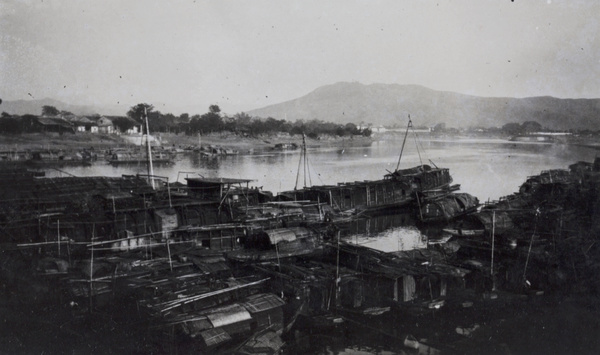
(0, 132, 375, 153)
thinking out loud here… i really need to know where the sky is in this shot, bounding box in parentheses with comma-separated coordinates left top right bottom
(1, 0, 599, 115)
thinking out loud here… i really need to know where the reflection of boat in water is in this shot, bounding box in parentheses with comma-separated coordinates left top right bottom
(509, 134, 557, 143)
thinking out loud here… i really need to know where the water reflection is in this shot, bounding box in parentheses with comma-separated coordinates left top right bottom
(343, 226, 427, 252)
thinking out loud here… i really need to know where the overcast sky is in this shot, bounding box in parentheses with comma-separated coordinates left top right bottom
(1, 0, 599, 115)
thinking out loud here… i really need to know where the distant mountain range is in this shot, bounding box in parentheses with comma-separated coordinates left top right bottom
(3, 83, 600, 130)
(247, 82, 600, 130)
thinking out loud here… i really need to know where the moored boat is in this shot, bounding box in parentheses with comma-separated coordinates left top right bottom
(417, 192, 479, 223)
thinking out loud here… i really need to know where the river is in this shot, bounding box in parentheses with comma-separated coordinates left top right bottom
(52, 137, 596, 203)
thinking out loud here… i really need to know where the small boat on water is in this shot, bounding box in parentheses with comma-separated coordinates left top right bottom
(108, 151, 174, 165)
(271, 142, 299, 151)
(442, 210, 514, 237)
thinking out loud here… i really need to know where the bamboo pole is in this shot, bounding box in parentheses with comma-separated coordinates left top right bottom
(491, 210, 496, 291)
(57, 219, 60, 256)
(144, 107, 155, 189)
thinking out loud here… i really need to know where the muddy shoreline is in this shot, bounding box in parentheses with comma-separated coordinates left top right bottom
(0, 132, 376, 154)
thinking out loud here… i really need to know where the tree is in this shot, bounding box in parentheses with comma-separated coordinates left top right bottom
(345, 123, 358, 135)
(0, 116, 21, 134)
(433, 123, 446, 132)
(112, 116, 137, 133)
(42, 105, 60, 116)
(209, 105, 221, 114)
(127, 103, 154, 122)
(501, 123, 523, 136)
(200, 111, 223, 132)
(522, 121, 542, 133)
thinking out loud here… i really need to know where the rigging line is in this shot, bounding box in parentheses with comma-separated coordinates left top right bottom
(308, 158, 325, 185)
(412, 125, 423, 167)
(411, 123, 429, 166)
(306, 149, 313, 187)
(303, 134, 309, 188)
(49, 167, 77, 177)
(294, 140, 303, 191)
(522, 209, 539, 283)
(303, 143, 307, 188)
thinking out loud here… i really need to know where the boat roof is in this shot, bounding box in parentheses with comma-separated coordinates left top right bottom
(186, 177, 255, 184)
(242, 293, 286, 313)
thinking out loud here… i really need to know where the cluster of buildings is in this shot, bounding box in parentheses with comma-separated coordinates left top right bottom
(27, 114, 141, 135)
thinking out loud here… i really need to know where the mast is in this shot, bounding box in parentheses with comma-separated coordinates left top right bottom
(395, 115, 412, 171)
(144, 107, 155, 189)
(294, 133, 308, 190)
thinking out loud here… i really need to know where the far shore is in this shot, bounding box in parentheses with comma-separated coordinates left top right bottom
(3, 132, 600, 155)
(0, 132, 376, 153)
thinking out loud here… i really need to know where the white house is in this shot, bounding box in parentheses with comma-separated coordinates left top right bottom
(96, 116, 115, 134)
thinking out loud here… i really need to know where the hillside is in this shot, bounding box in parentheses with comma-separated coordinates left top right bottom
(247, 82, 600, 130)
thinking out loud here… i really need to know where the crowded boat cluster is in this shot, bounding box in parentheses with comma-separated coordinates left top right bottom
(1, 150, 600, 352)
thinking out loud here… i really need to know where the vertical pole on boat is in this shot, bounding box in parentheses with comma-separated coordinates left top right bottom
(336, 230, 341, 308)
(523, 209, 539, 286)
(167, 177, 172, 208)
(396, 115, 412, 171)
(302, 133, 308, 188)
(67, 236, 71, 267)
(416, 193, 424, 221)
(275, 243, 281, 272)
(57, 219, 60, 256)
(294, 134, 306, 190)
(90, 223, 95, 313)
(245, 181, 250, 215)
(144, 107, 155, 190)
(491, 210, 496, 291)
(166, 239, 173, 272)
(317, 195, 323, 221)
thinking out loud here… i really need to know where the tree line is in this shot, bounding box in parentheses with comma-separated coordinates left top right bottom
(0, 103, 372, 138)
(3, 103, 573, 138)
(126, 103, 372, 138)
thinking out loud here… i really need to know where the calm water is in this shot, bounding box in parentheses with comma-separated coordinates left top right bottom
(53, 137, 596, 202)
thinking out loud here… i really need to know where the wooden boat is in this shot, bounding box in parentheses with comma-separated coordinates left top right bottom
(271, 142, 299, 150)
(278, 177, 416, 214)
(25, 150, 93, 167)
(226, 227, 321, 262)
(278, 118, 455, 214)
(443, 210, 514, 237)
(417, 192, 479, 223)
(108, 151, 173, 165)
